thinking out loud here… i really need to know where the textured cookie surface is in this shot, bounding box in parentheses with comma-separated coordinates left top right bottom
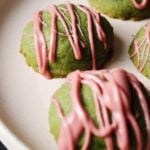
(49, 69, 150, 150)
(129, 23, 150, 79)
(89, 0, 150, 20)
(20, 3, 113, 79)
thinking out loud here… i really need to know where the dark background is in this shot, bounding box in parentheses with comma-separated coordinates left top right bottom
(0, 141, 7, 150)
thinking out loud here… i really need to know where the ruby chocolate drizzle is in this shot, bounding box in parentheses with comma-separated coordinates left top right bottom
(33, 2, 107, 79)
(52, 69, 150, 150)
(130, 22, 150, 72)
(131, 0, 149, 9)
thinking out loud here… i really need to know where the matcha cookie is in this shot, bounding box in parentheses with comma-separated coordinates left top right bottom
(49, 69, 150, 150)
(20, 2, 113, 79)
(129, 22, 150, 79)
(89, 0, 150, 20)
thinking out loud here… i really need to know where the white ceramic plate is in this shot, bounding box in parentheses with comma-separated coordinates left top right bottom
(0, 0, 149, 149)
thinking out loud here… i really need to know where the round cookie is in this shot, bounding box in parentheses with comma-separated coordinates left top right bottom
(88, 0, 150, 20)
(129, 22, 150, 79)
(49, 69, 150, 150)
(20, 2, 113, 79)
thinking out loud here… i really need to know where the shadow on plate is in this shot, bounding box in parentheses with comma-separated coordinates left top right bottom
(106, 33, 125, 67)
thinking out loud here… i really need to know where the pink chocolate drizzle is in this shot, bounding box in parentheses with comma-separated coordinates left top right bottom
(33, 12, 52, 79)
(130, 22, 150, 72)
(131, 0, 149, 9)
(52, 69, 150, 150)
(33, 2, 107, 79)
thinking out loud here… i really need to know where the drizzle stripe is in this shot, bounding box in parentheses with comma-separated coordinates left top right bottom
(51, 69, 150, 149)
(131, 0, 149, 9)
(33, 3, 108, 78)
(33, 12, 51, 79)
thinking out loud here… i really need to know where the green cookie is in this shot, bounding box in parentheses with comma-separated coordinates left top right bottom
(49, 69, 150, 149)
(20, 4, 113, 78)
(88, 0, 150, 20)
(129, 23, 150, 79)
